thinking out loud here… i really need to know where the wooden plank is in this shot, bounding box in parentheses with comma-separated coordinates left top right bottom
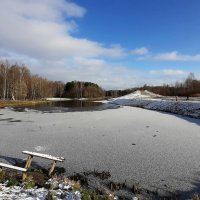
(24, 155, 33, 169)
(48, 160, 57, 176)
(0, 163, 27, 172)
(22, 151, 64, 162)
(22, 173, 27, 181)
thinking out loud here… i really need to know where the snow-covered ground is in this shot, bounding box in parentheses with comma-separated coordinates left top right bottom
(111, 90, 163, 99)
(0, 105, 200, 199)
(0, 179, 81, 200)
(110, 90, 200, 118)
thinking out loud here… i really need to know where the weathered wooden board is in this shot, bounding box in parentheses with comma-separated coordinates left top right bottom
(22, 151, 64, 162)
(0, 162, 27, 172)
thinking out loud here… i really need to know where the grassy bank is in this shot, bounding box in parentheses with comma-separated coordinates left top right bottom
(0, 100, 49, 108)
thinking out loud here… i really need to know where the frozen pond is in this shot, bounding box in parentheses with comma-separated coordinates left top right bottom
(0, 106, 200, 199)
(11, 100, 119, 112)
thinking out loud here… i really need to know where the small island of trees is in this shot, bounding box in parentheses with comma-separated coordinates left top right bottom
(63, 81, 105, 99)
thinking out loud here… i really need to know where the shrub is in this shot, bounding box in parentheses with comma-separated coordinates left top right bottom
(45, 191, 56, 200)
(193, 193, 200, 200)
(132, 182, 140, 194)
(81, 189, 113, 200)
(7, 178, 18, 187)
(0, 170, 6, 183)
(23, 176, 35, 189)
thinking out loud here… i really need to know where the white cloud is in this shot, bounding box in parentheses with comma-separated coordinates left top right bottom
(0, 0, 198, 89)
(134, 49, 200, 62)
(146, 69, 190, 86)
(153, 51, 200, 61)
(33, 57, 139, 90)
(0, 48, 191, 89)
(150, 69, 187, 76)
(131, 47, 149, 55)
(2, 0, 86, 20)
(0, 0, 125, 60)
(0, 0, 132, 89)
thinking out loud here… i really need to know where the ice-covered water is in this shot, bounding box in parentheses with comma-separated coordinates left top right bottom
(0, 106, 200, 199)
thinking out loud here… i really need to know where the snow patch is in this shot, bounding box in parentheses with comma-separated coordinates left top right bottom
(112, 90, 163, 100)
(34, 146, 46, 152)
(0, 183, 81, 200)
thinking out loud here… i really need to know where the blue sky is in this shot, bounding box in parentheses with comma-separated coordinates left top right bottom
(74, 0, 200, 70)
(0, 0, 200, 89)
(75, 0, 200, 51)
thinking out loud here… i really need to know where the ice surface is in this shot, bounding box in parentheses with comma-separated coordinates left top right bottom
(0, 97, 200, 198)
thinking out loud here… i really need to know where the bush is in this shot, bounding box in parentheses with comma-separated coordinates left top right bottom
(81, 189, 113, 200)
(7, 178, 19, 187)
(23, 176, 35, 189)
(0, 170, 6, 183)
(193, 193, 200, 200)
(132, 182, 140, 194)
(45, 191, 56, 200)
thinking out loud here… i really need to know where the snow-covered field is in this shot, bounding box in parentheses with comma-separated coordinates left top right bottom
(110, 90, 200, 119)
(0, 104, 200, 199)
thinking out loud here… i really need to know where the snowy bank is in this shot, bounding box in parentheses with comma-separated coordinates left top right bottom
(0, 179, 81, 200)
(110, 90, 200, 118)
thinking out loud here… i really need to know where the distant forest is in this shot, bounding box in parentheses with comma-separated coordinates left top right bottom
(140, 73, 200, 97)
(63, 81, 105, 98)
(107, 73, 200, 98)
(0, 60, 104, 100)
(0, 61, 64, 100)
(1, 60, 200, 100)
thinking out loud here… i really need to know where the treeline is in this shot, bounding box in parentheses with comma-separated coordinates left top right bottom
(63, 81, 105, 98)
(106, 89, 133, 98)
(106, 73, 200, 98)
(141, 73, 200, 97)
(2, 60, 198, 100)
(0, 61, 64, 100)
(0, 60, 105, 100)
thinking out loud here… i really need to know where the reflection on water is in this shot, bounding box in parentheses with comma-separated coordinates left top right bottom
(12, 100, 119, 112)
(51, 100, 102, 108)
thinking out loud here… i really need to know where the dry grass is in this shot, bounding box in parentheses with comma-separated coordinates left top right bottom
(0, 100, 49, 108)
(193, 193, 200, 200)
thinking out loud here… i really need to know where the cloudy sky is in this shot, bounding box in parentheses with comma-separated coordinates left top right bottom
(0, 0, 200, 89)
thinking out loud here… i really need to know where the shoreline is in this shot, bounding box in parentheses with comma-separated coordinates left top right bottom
(0, 166, 179, 200)
(1, 97, 200, 120)
(0, 100, 50, 108)
(110, 98, 200, 119)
